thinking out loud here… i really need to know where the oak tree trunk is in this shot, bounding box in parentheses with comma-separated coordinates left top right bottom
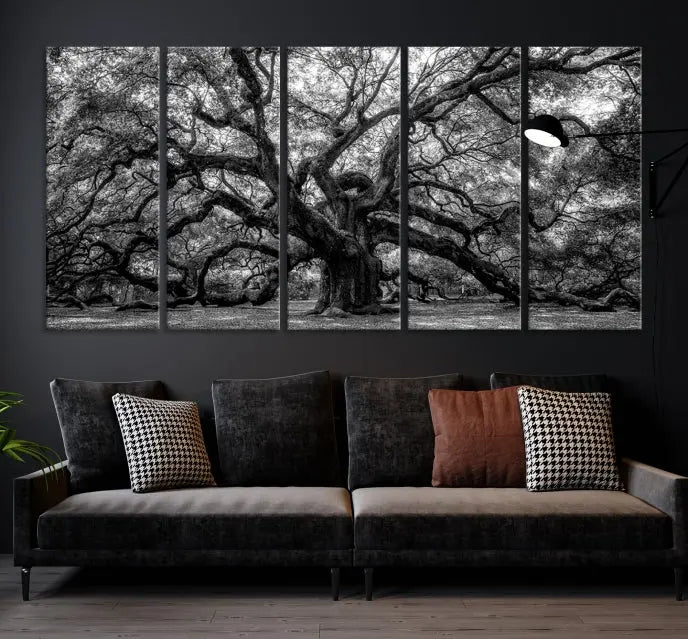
(313, 244, 383, 315)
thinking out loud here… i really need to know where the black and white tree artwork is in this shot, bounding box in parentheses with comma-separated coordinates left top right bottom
(287, 47, 400, 330)
(167, 47, 280, 330)
(408, 47, 521, 329)
(46, 47, 160, 330)
(45, 45, 643, 332)
(528, 47, 641, 330)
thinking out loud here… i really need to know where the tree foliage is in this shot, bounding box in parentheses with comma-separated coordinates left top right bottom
(45, 46, 642, 330)
(46, 47, 159, 327)
(408, 47, 521, 327)
(529, 47, 641, 324)
(166, 47, 281, 327)
(287, 47, 400, 321)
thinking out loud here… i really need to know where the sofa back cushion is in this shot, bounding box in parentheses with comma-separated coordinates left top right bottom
(490, 372, 608, 393)
(489, 372, 623, 451)
(345, 373, 464, 490)
(212, 370, 340, 486)
(50, 378, 167, 493)
(428, 387, 526, 487)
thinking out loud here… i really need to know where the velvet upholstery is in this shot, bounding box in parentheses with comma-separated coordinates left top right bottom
(212, 371, 340, 486)
(490, 372, 608, 393)
(22, 548, 353, 568)
(352, 487, 672, 551)
(345, 374, 464, 490)
(13, 458, 688, 579)
(13, 461, 70, 566)
(50, 379, 167, 493)
(38, 487, 353, 551)
(354, 548, 674, 568)
(621, 458, 688, 558)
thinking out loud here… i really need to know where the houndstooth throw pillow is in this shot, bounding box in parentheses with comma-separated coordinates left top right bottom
(112, 394, 216, 493)
(517, 386, 623, 492)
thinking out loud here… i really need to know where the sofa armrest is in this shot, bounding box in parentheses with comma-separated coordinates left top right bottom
(13, 461, 70, 565)
(620, 457, 688, 559)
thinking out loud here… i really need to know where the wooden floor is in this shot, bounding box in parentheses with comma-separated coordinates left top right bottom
(1, 555, 686, 638)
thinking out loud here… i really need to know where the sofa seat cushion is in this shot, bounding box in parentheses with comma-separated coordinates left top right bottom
(38, 487, 353, 551)
(352, 487, 672, 551)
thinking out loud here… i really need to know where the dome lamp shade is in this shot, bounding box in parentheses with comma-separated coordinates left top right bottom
(524, 114, 569, 147)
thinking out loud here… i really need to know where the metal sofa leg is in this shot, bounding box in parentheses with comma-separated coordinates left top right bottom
(21, 567, 31, 602)
(364, 567, 374, 601)
(330, 567, 341, 601)
(675, 567, 684, 601)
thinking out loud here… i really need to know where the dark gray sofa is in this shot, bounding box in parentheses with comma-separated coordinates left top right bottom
(14, 464, 353, 600)
(345, 374, 688, 601)
(15, 372, 352, 601)
(13, 372, 688, 602)
(352, 463, 686, 599)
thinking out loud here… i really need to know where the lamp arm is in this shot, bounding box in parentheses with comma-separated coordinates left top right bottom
(571, 128, 688, 139)
(526, 115, 688, 219)
(653, 138, 688, 163)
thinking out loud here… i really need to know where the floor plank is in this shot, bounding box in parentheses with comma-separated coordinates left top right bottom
(1, 556, 685, 638)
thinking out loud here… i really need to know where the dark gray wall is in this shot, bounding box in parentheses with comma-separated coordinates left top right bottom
(1, 0, 687, 552)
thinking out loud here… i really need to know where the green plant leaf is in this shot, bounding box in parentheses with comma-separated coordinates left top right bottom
(0, 427, 14, 450)
(5, 449, 25, 463)
(0, 391, 62, 482)
(20, 449, 52, 467)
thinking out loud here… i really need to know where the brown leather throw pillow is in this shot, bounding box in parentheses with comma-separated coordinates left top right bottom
(428, 387, 526, 487)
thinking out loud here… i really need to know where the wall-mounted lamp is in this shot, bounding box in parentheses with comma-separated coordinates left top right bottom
(524, 114, 688, 219)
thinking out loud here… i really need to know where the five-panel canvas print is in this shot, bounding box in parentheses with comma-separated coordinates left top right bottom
(45, 46, 641, 331)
